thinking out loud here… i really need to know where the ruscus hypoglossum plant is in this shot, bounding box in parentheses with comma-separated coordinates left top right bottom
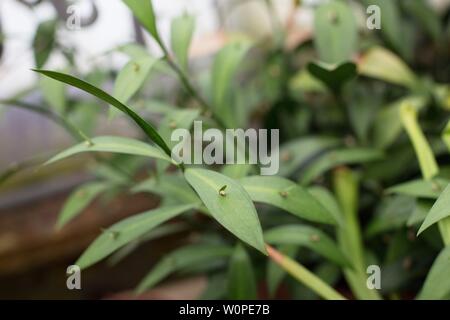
(2, 0, 450, 300)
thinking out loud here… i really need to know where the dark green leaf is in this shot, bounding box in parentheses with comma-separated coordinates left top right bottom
(33, 19, 57, 68)
(32, 69, 172, 156)
(307, 61, 357, 93)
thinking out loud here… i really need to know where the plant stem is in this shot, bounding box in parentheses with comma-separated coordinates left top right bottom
(266, 245, 346, 300)
(333, 167, 382, 300)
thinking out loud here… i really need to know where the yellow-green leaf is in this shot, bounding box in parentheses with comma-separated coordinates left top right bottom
(400, 102, 439, 180)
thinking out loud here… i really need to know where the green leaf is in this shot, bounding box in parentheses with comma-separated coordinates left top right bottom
(212, 40, 251, 126)
(240, 176, 337, 225)
(362, 0, 406, 58)
(122, 0, 160, 41)
(110, 56, 157, 118)
(184, 168, 266, 254)
(137, 244, 233, 293)
(57, 182, 109, 229)
(221, 164, 254, 179)
(300, 148, 384, 185)
(443, 120, 450, 150)
(358, 47, 418, 89)
(33, 19, 57, 68)
(314, 0, 357, 64)
(407, 200, 432, 227)
(373, 96, 428, 149)
(265, 225, 350, 268)
(278, 136, 340, 177)
(171, 14, 195, 72)
(417, 246, 450, 299)
(365, 196, 416, 238)
(387, 178, 449, 199)
(32, 69, 172, 156)
(76, 204, 196, 269)
(307, 61, 357, 93)
(158, 109, 200, 149)
(402, 0, 441, 41)
(308, 186, 343, 226)
(227, 244, 257, 300)
(133, 174, 201, 206)
(45, 136, 173, 166)
(39, 74, 66, 114)
(400, 102, 439, 180)
(418, 184, 450, 235)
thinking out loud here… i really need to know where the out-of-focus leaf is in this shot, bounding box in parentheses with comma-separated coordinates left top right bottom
(212, 40, 251, 126)
(417, 246, 450, 299)
(289, 69, 326, 94)
(221, 164, 254, 179)
(240, 176, 337, 225)
(307, 61, 357, 93)
(400, 102, 439, 180)
(402, 0, 441, 41)
(76, 204, 197, 269)
(110, 56, 157, 118)
(57, 182, 109, 229)
(407, 200, 433, 227)
(118, 43, 149, 59)
(184, 168, 266, 254)
(45, 136, 173, 166)
(300, 148, 384, 185)
(33, 19, 57, 68)
(278, 136, 340, 177)
(373, 96, 428, 149)
(362, 0, 406, 58)
(39, 74, 66, 114)
(443, 121, 450, 150)
(418, 184, 450, 235)
(227, 244, 257, 300)
(171, 14, 195, 72)
(358, 47, 418, 89)
(158, 109, 200, 149)
(387, 178, 449, 199)
(308, 186, 343, 226)
(265, 225, 350, 268)
(137, 244, 233, 293)
(267, 245, 298, 297)
(333, 168, 381, 300)
(434, 85, 450, 110)
(133, 174, 201, 206)
(123, 0, 160, 41)
(199, 273, 227, 300)
(32, 70, 172, 156)
(314, 0, 357, 64)
(365, 196, 416, 238)
(108, 223, 188, 266)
